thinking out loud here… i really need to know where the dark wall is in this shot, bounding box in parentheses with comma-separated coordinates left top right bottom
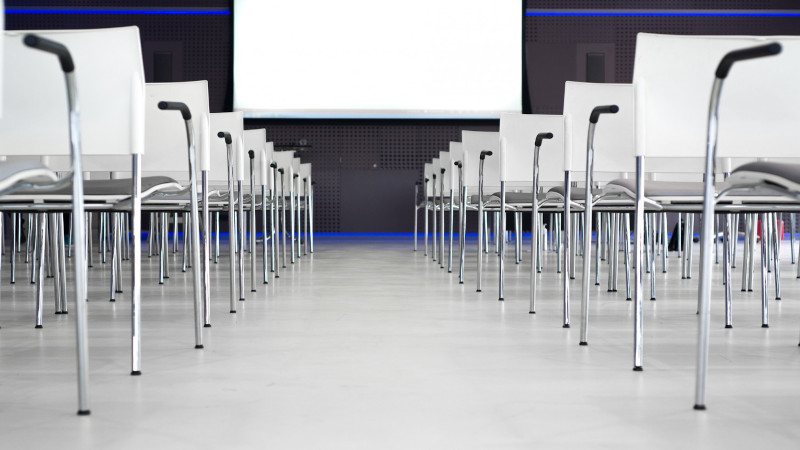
(6, 1, 800, 232)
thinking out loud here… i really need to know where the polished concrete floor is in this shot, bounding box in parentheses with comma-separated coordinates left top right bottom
(1, 233, 799, 449)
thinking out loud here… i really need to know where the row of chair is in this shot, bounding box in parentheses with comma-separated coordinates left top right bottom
(0, 26, 315, 415)
(416, 32, 800, 410)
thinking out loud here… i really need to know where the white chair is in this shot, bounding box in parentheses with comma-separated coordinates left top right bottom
(497, 113, 565, 312)
(0, 26, 145, 415)
(460, 130, 500, 293)
(211, 112, 245, 312)
(629, 32, 798, 409)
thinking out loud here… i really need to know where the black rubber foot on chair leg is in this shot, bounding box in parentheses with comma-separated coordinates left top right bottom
(459, 281, 464, 284)
(476, 289, 481, 292)
(579, 341, 588, 346)
(131, 370, 141, 376)
(77, 410, 91, 416)
(596, 283, 601, 286)
(626, 297, 632, 301)
(204, 324, 211, 328)
(633, 366, 643, 372)
(251, 290, 257, 293)
(109, 299, 115, 302)
(762, 324, 769, 328)
(159, 282, 164, 285)
(563, 324, 570, 329)
(239, 298, 245, 301)
(498, 298, 504, 301)
(230, 310, 237, 314)
(776, 297, 781, 301)
(741, 289, 747, 292)
(650, 297, 656, 301)
(693, 404, 706, 411)
(275, 275, 280, 278)
(116, 290, 123, 294)
(35, 325, 43, 329)
(55, 311, 63, 315)
(529, 311, 536, 314)
(748, 289, 753, 292)
(195, 345, 204, 349)
(725, 325, 733, 329)
(9, 281, 14, 284)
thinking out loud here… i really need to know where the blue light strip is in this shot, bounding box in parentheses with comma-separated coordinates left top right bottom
(526, 9, 800, 18)
(5, 7, 229, 15)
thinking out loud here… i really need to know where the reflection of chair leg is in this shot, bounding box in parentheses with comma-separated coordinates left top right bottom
(458, 186, 467, 284)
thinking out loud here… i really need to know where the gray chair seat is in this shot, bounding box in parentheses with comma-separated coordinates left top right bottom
(727, 161, 800, 193)
(0, 161, 59, 193)
(545, 185, 595, 201)
(605, 179, 707, 198)
(7, 176, 182, 199)
(489, 191, 543, 204)
(469, 194, 499, 204)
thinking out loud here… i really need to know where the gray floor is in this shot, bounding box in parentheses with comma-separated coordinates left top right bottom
(1, 233, 799, 449)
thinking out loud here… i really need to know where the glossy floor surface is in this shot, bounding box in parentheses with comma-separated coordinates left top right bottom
(1, 234, 799, 449)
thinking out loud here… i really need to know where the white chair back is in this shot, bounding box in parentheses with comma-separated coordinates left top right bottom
(462, 130, 500, 192)
(449, 142, 464, 193)
(634, 33, 800, 163)
(243, 128, 266, 189)
(272, 150, 296, 193)
(209, 112, 244, 184)
(424, 162, 434, 197)
(438, 151, 453, 194)
(1, 27, 144, 158)
(563, 82, 635, 179)
(499, 113, 565, 189)
(143, 80, 210, 183)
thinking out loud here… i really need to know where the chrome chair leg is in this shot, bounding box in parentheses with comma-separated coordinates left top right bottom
(238, 182, 245, 300)
(34, 213, 47, 328)
(759, 213, 769, 327)
(633, 156, 645, 370)
(110, 213, 119, 301)
(458, 186, 467, 284)
(771, 213, 781, 300)
(262, 185, 269, 285)
(10, 212, 16, 284)
(448, 189, 454, 273)
(499, 181, 506, 301)
(724, 213, 733, 328)
(562, 171, 572, 328)
(649, 214, 657, 300)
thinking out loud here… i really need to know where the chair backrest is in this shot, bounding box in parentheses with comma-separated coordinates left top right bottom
(449, 141, 464, 193)
(272, 150, 296, 193)
(143, 80, 210, 183)
(563, 82, 635, 180)
(1, 27, 144, 159)
(243, 128, 266, 189)
(462, 130, 500, 192)
(299, 163, 312, 192)
(209, 111, 244, 184)
(633, 33, 800, 163)
(423, 162, 434, 197)
(438, 151, 453, 194)
(499, 113, 565, 189)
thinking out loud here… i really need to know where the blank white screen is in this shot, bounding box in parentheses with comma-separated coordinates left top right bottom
(233, 0, 522, 119)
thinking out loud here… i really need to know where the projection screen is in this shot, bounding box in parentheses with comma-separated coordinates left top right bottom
(233, 0, 522, 119)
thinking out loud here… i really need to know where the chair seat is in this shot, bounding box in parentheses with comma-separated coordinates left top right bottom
(545, 185, 596, 201)
(605, 179, 708, 198)
(489, 191, 543, 204)
(727, 161, 800, 193)
(0, 161, 59, 193)
(6, 176, 182, 200)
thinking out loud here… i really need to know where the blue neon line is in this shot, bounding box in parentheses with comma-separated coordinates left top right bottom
(5, 9, 229, 15)
(526, 10, 800, 18)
